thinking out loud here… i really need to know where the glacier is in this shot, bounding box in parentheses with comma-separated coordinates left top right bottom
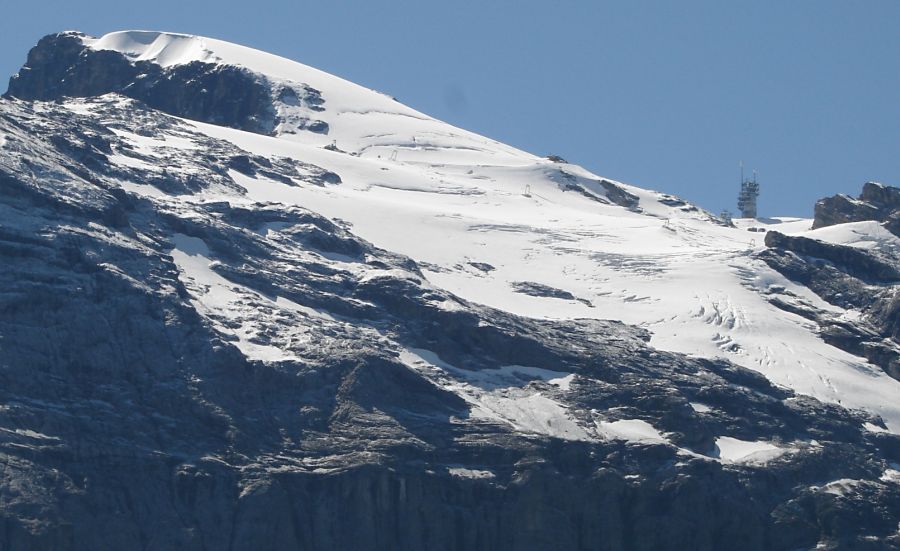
(0, 30, 899, 550)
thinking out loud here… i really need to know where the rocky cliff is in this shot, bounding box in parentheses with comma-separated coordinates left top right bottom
(813, 182, 900, 231)
(6, 31, 327, 136)
(761, 182, 900, 383)
(1, 32, 900, 550)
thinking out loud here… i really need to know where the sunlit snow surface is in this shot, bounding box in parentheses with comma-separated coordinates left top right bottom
(72, 31, 900, 436)
(86, 31, 217, 67)
(169, 233, 334, 362)
(714, 436, 791, 465)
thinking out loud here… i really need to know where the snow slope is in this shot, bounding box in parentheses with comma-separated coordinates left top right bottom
(70, 30, 900, 433)
(84, 31, 531, 163)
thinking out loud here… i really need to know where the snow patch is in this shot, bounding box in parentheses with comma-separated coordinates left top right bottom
(689, 402, 713, 413)
(274, 295, 335, 322)
(448, 362, 573, 391)
(398, 348, 591, 441)
(864, 422, 889, 433)
(470, 393, 591, 441)
(714, 436, 788, 464)
(110, 128, 200, 152)
(732, 217, 812, 233)
(801, 220, 900, 253)
(118, 179, 170, 199)
(0, 428, 60, 441)
(256, 221, 292, 238)
(596, 419, 668, 444)
(448, 467, 495, 480)
(549, 373, 576, 390)
(109, 153, 155, 171)
(815, 478, 862, 496)
(881, 467, 900, 484)
(169, 233, 332, 361)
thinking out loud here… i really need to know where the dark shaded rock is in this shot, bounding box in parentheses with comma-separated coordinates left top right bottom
(884, 213, 900, 238)
(228, 153, 340, 186)
(511, 281, 576, 300)
(861, 182, 900, 213)
(277, 83, 324, 112)
(764, 231, 900, 284)
(2, 35, 900, 551)
(658, 195, 687, 207)
(597, 178, 640, 210)
(553, 169, 640, 211)
(7, 34, 272, 133)
(813, 181, 900, 230)
(467, 262, 495, 272)
(761, 231, 900, 381)
(814, 193, 881, 229)
(4, 32, 320, 137)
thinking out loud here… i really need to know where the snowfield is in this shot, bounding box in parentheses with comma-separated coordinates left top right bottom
(70, 30, 900, 436)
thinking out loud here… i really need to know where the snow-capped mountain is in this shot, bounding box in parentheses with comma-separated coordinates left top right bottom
(1, 31, 899, 550)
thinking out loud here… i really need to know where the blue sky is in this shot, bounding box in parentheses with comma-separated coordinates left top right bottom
(1, 1, 897, 217)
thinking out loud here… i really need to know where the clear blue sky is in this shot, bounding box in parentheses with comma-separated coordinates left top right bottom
(2, 1, 898, 217)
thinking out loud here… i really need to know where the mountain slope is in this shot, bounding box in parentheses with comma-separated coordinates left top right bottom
(1, 31, 899, 550)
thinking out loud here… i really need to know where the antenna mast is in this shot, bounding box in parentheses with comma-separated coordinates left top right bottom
(736, 162, 760, 219)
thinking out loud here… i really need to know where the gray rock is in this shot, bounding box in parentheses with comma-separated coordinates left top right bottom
(813, 182, 900, 230)
(6, 32, 327, 137)
(760, 231, 900, 381)
(1, 33, 900, 551)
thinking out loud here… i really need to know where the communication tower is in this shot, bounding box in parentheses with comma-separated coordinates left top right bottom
(737, 162, 760, 219)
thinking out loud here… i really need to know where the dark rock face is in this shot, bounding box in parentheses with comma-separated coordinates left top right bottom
(814, 182, 900, 230)
(596, 179, 641, 210)
(2, 34, 900, 551)
(5, 32, 328, 137)
(552, 168, 641, 211)
(511, 281, 592, 307)
(861, 183, 900, 211)
(761, 231, 900, 381)
(0, 91, 898, 551)
(764, 231, 900, 284)
(511, 281, 577, 300)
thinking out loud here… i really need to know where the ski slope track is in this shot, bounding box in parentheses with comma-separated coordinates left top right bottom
(2, 30, 900, 550)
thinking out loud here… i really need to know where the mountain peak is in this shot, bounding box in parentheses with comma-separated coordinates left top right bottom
(3, 29, 900, 549)
(6, 30, 305, 135)
(8, 31, 533, 159)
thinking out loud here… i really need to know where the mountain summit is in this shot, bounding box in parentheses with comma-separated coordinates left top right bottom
(1, 31, 899, 550)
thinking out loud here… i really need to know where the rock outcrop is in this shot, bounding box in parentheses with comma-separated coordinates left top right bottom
(762, 183, 900, 384)
(5, 32, 328, 136)
(761, 229, 900, 382)
(814, 181, 900, 230)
